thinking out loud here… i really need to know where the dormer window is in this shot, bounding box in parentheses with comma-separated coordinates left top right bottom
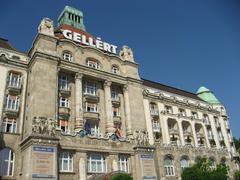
(112, 65, 119, 74)
(63, 52, 73, 62)
(179, 108, 186, 117)
(87, 59, 99, 69)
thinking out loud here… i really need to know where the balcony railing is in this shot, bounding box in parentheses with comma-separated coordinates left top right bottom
(150, 110, 159, 116)
(152, 124, 161, 132)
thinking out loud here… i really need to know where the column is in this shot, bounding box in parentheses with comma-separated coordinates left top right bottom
(209, 115, 220, 148)
(104, 80, 114, 133)
(191, 122, 198, 147)
(78, 153, 87, 180)
(75, 73, 83, 130)
(178, 120, 185, 146)
(161, 116, 170, 145)
(202, 124, 211, 148)
(123, 84, 132, 136)
(143, 99, 154, 145)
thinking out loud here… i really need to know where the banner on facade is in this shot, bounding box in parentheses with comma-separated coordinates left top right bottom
(140, 154, 157, 179)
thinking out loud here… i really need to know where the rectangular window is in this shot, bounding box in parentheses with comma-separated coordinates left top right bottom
(149, 103, 158, 115)
(87, 154, 106, 173)
(165, 105, 173, 114)
(85, 102, 97, 112)
(152, 119, 160, 132)
(164, 166, 175, 176)
(59, 120, 69, 134)
(1, 118, 17, 133)
(87, 60, 99, 69)
(63, 52, 72, 62)
(179, 108, 186, 117)
(112, 107, 120, 117)
(59, 97, 70, 108)
(8, 72, 21, 88)
(59, 75, 69, 91)
(5, 95, 19, 111)
(118, 155, 129, 173)
(59, 152, 73, 172)
(84, 82, 97, 96)
(111, 87, 119, 101)
(191, 112, 198, 119)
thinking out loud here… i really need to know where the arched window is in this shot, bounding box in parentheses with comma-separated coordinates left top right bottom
(164, 155, 175, 176)
(0, 148, 14, 176)
(180, 156, 189, 169)
(209, 157, 216, 170)
(62, 51, 73, 62)
(112, 65, 120, 74)
(59, 152, 73, 172)
(86, 59, 99, 69)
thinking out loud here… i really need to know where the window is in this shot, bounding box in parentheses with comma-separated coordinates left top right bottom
(5, 95, 19, 111)
(59, 97, 70, 108)
(84, 82, 97, 96)
(180, 156, 189, 170)
(8, 72, 21, 88)
(209, 158, 216, 170)
(59, 75, 69, 91)
(113, 107, 120, 117)
(179, 108, 186, 117)
(118, 155, 129, 173)
(207, 129, 213, 139)
(164, 155, 175, 176)
(0, 148, 14, 176)
(203, 114, 210, 124)
(59, 120, 69, 134)
(112, 65, 119, 74)
(63, 52, 73, 62)
(152, 119, 160, 132)
(59, 152, 73, 172)
(149, 103, 158, 115)
(165, 106, 173, 114)
(87, 154, 106, 173)
(214, 117, 220, 127)
(85, 121, 100, 137)
(1, 118, 17, 133)
(85, 102, 97, 112)
(218, 130, 224, 141)
(111, 87, 119, 101)
(191, 112, 198, 119)
(87, 59, 99, 69)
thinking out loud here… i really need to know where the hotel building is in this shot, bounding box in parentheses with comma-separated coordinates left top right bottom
(0, 6, 239, 180)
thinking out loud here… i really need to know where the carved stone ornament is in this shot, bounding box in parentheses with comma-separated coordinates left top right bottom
(38, 18, 54, 36)
(32, 117, 57, 137)
(133, 130, 149, 146)
(119, 45, 134, 62)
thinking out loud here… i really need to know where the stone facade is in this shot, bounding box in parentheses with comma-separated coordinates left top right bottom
(0, 6, 239, 180)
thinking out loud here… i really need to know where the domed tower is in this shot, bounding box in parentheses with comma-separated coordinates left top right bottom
(57, 6, 85, 31)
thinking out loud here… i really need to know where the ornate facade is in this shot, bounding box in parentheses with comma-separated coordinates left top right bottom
(0, 6, 239, 180)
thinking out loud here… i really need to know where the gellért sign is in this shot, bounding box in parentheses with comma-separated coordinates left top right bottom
(62, 29, 117, 54)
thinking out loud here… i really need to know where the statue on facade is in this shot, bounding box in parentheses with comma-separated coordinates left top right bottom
(119, 45, 135, 62)
(38, 18, 54, 36)
(133, 130, 149, 146)
(32, 116, 57, 137)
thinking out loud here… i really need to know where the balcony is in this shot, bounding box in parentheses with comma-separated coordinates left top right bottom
(59, 86, 71, 97)
(183, 130, 192, 136)
(4, 107, 19, 118)
(113, 116, 121, 124)
(152, 124, 161, 133)
(83, 111, 99, 120)
(170, 141, 178, 146)
(84, 92, 99, 102)
(7, 82, 21, 95)
(150, 110, 159, 117)
(59, 107, 70, 119)
(111, 97, 120, 106)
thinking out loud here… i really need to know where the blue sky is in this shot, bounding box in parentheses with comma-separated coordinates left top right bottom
(0, 0, 239, 138)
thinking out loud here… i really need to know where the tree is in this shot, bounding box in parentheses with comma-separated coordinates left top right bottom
(182, 158, 228, 180)
(111, 173, 133, 180)
(235, 171, 240, 180)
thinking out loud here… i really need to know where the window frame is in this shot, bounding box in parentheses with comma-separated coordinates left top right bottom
(59, 75, 69, 91)
(0, 148, 14, 177)
(111, 65, 120, 74)
(1, 118, 17, 133)
(63, 52, 73, 62)
(5, 95, 19, 111)
(87, 154, 106, 173)
(8, 72, 21, 88)
(118, 155, 129, 173)
(59, 152, 73, 172)
(87, 59, 99, 69)
(164, 155, 175, 176)
(59, 97, 70, 108)
(84, 82, 97, 96)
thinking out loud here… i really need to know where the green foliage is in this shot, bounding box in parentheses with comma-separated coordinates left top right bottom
(182, 158, 228, 180)
(111, 173, 133, 180)
(235, 171, 240, 180)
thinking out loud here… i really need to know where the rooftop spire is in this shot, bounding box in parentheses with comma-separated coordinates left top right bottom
(58, 6, 85, 31)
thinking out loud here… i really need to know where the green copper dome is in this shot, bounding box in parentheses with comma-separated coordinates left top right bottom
(196, 86, 221, 104)
(58, 6, 85, 30)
